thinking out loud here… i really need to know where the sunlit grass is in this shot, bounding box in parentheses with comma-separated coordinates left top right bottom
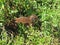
(0, 0, 60, 45)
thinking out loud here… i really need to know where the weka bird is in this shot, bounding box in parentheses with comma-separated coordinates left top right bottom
(15, 14, 38, 26)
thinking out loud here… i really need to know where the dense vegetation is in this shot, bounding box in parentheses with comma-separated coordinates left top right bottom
(0, 0, 60, 45)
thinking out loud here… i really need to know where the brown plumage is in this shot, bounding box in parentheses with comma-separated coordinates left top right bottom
(15, 14, 38, 26)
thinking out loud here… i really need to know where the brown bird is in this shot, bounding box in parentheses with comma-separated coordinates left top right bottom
(15, 14, 38, 26)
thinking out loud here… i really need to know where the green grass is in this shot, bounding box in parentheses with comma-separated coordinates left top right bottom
(0, 0, 60, 45)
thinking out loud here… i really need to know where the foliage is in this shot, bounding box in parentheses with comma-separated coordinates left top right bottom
(0, 0, 60, 45)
